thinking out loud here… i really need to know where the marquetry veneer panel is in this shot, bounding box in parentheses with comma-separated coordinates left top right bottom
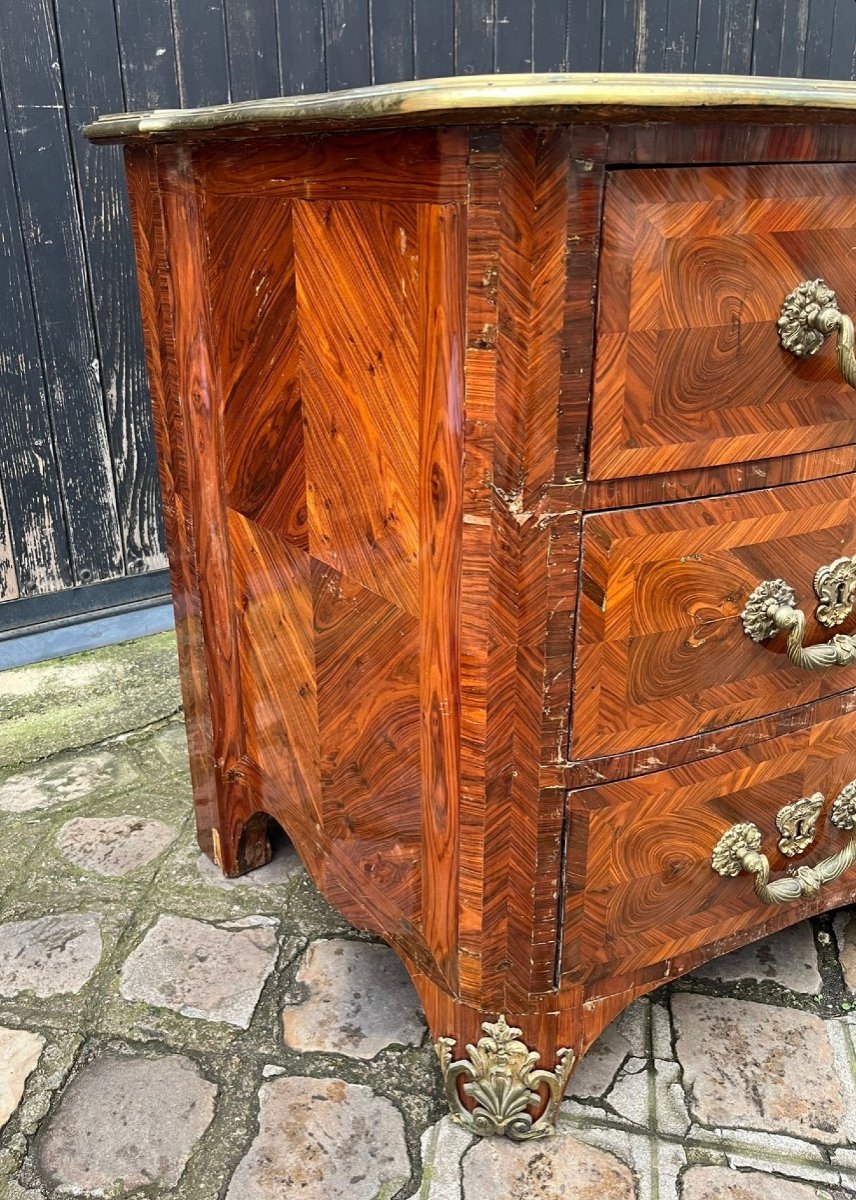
(591, 162, 856, 479)
(573, 475, 856, 758)
(564, 709, 856, 983)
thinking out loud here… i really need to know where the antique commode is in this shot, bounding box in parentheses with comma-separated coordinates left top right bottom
(86, 74, 856, 1138)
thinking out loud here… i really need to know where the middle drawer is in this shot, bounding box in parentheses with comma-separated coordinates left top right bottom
(572, 475, 856, 759)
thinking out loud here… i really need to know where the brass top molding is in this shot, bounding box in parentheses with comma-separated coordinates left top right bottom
(82, 72, 856, 143)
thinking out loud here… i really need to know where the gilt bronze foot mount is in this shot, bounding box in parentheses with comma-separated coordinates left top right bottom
(433, 1014, 575, 1140)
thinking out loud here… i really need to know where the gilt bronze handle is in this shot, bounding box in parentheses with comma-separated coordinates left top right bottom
(778, 279, 856, 388)
(711, 783, 856, 905)
(741, 576, 856, 672)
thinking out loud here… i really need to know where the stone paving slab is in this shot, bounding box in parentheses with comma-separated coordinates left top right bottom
(282, 938, 426, 1059)
(56, 815, 177, 877)
(690, 921, 823, 994)
(226, 1076, 410, 1200)
(672, 993, 854, 1145)
(462, 1129, 636, 1199)
(35, 1052, 217, 1193)
(0, 914, 103, 1001)
(680, 1166, 828, 1199)
(120, 914, 280, 1029)
(0, 1031, 44, 1133)
(2, 632, 856, 1200)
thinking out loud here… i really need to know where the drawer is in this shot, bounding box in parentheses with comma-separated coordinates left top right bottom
(563, 710, 856, 983)
(590, 162, 856, 480)
(572, 476, 856, 758)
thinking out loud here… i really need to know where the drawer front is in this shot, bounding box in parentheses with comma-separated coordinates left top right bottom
(563, 710, 856, 983)
(572, 476, 856, 758)
(590, 162, 856, 480)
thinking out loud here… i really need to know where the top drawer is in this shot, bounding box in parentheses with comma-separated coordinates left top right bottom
(590, 162, 856, 480)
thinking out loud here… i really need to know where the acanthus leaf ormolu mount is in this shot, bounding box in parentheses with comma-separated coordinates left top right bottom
(84, 73, 856, 1139)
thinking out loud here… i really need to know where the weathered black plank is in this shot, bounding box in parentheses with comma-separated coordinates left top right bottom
(569, 0, 603, 69)
(0, 485, 16, 602)
(55, 0, 168, 578)
(600, 0, 637, 69)
(496, 0, 533, 71)
(0, 0, 123, 589)
(226, 0, 281, 100)
(634, 0, 669, 69)
(753, 0, 808, 76)
(113, 0, 180, 109)
(324, 0, 372, 90)
(455, 0, 495, 74)
(0, 569, 171, 635)
(171, 0, 231, 106)
(278, 0, 327, 93)
(663, 0, 699, 70)
(532, 0, 567, 71)
(0, 96, 70, 599)
(413, 0, 455, 77)
(803, 0, 836, 78)
(694, 0, 757, 73)
(828, 0, 856, 81)
(370, 0, 414, 83)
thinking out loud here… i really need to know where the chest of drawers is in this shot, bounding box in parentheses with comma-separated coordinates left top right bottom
(86, 73, 856, 1140)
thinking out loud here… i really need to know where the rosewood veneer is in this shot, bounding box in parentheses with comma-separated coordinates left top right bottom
(85, 74, 856, 1139)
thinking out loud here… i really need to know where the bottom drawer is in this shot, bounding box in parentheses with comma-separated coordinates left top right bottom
(562, 710, 856, 983)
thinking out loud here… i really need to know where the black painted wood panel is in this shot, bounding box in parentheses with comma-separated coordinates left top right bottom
(54, 0, 168, 578)
(2, 0, 856, 630)
(0, 0, 124, 591)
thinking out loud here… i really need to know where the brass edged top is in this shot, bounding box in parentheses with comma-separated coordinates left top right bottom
(83, 72, 856, 143)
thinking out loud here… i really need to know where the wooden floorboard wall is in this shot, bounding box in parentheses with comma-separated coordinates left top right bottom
(0, 0, 854, 630)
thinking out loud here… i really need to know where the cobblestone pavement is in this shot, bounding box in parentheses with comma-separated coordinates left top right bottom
(2, 632, 856, 1198)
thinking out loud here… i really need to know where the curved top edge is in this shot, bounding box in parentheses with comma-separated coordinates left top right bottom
(83, 72, 856, 142)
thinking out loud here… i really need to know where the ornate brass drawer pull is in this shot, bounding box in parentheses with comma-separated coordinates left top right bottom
(712, 783, 856, 904)
(742, 577, 856, 671)
(778, 279, 856, 388)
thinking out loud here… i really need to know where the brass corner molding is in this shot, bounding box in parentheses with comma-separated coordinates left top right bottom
(82, 73, 856, 143)
(434, 1015, 575, 1140)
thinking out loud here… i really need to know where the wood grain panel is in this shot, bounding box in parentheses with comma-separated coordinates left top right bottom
(549, 691, 856, 792)
(295, 198, 421, 617)
(548, 129, 608, 765)
(564, 710, 856, 983)
(228, 508, 322, 833)
(573, 476, 856, 759)
(124, 145, 221, 864)
(418, 203, 464, 982)
(591, 163, 856, 480)
(313, 560, 423, 924)
(605, 122, 856, 166)
(155, 148, 261, 872)
(583, 444, 856, 511)
(118, 116, 856, 1117)
(205, 193, 307, 547)
(457, 133, 501, 1001)
(198, 129, 468, 203)
(478, 127, 577, 1008)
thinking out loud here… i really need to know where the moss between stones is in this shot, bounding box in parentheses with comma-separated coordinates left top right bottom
(0, 634, 182, 769)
